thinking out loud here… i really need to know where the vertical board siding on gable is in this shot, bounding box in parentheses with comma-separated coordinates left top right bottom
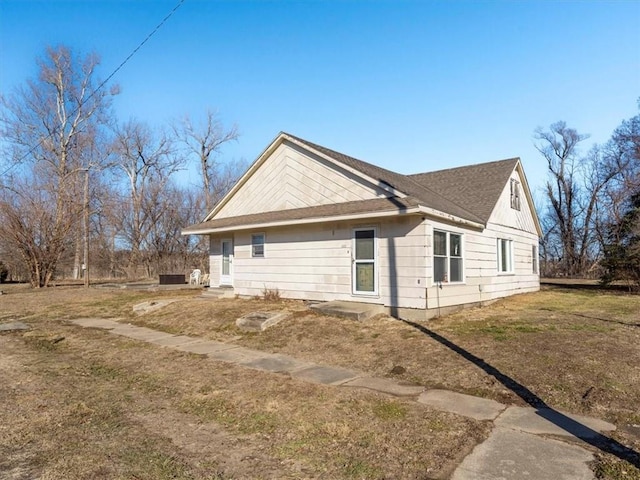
(212, 216, 426, 309)
(214, 142, 392, 219)
(488, 169, 538, 234)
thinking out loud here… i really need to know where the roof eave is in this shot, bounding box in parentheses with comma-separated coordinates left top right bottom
(182, 203, 485, 236)
(515, 160, 543, 237)
(417, 206, 485, 230)
(182, 206, 424, 235)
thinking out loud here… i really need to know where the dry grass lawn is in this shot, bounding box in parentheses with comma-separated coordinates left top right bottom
(1, 283, 639, 479)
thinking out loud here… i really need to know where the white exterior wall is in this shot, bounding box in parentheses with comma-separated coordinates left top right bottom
(209, 216, 427, 309)
(215, 142, 391, 219)
(425, 169, 540, 309)
(204, 158, 540, 315)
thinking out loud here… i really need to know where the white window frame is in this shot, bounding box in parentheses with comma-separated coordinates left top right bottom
(433, 229, 465, 284)
(510, 179, 521, 211)
(352, 227, 378, 296)
(532, 244, 538, 274)
(497, 238, 514, 274)
(220, 238, 233, 286)
(251, 233, 265, 258)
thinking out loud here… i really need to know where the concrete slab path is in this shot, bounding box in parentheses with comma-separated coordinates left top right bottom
(451, 427, 595, 480)
(68, 317, 621, 480)
(418, 389, 506, 421)
(495, 405, 616, 440)
(344, 376, 425, 397)
(0, 321, 31, 331)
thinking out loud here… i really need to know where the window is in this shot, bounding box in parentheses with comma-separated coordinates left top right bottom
(434, 230, 463, 283)
(497, 238, 514, 273)
(251, 233, 265, 257)
(532, 245, 538, 274)
(510, 179, 521, 211)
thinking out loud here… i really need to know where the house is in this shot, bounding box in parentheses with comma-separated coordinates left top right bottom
(182, 132, 541, 320)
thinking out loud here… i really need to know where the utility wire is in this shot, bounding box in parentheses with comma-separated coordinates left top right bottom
(1, 0, 186, 177)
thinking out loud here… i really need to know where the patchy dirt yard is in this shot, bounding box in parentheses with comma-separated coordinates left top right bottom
(1, 284, 485, 480)
(1, 283, 639, 479)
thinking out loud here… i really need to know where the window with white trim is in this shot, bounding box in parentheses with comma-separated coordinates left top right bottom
(510, 179, 521, 211)
(434, 230, 464, 283)
(251, 233, 265, 257)
(532, 245, 538, 274)
(497, 238, 514, 273)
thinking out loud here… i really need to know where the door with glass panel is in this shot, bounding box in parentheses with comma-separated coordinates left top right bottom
(352, 228, 377, 295)
(220, 239, 233, 285)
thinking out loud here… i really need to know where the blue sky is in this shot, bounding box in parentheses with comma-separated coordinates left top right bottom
(1, 0, 639, 197)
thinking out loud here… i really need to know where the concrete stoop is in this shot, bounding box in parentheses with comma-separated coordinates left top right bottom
(309, 300, 385, 321)
(201, 287, 235, 299)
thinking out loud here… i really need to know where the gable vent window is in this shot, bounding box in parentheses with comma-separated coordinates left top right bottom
(510, 179, 521, 211)
(251, 233, 265, 258)
(434, 230, 464, 283)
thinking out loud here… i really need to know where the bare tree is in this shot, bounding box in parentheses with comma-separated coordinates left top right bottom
(535, 122, 590, 276)
(145, 183, 208, 275)
(0, 46, 116, 287)
(0, 175, 78, 287)
(598, 111, 640, 234)
(535, 120, 635, 277)
(174, 110, 240, 211)
(112, 119, 183, 277)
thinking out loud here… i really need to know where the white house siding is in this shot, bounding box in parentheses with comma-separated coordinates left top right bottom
(214, 141, 392, 219)
(209, 215, 427, 310)
(488, 169, 538, 234)
(424, 170, 539, 309)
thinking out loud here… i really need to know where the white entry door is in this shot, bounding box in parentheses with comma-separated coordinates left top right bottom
(352, 228, 377, 295)
(220, 239, 233, 286)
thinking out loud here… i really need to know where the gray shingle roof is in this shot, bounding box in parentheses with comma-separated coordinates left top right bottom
(286, 134, 486, 224)
(183, 196, 421, 233)
(184, 133, 520, 233)
(408, 158, 519, 222)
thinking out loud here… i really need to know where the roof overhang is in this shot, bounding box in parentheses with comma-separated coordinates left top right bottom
(182, 197, 485, 236)
(514, 160, 544, 238)
(184, 206, 423, 235)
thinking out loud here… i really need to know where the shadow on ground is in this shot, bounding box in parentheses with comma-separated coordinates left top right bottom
(400, 319, 640, 469)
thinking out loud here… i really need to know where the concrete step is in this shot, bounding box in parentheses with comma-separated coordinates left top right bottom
(201, 287, 234, 299)
(310, 300, 384, 321)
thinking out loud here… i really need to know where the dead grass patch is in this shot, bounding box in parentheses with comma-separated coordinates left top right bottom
(1, 284, 639, 478)
(0, 288, 486, 479)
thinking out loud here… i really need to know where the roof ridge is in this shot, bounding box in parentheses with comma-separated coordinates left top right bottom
(408, 157, 519, 178)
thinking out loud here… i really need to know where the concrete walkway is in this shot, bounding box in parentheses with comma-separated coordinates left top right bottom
(70, 318, 618, 480)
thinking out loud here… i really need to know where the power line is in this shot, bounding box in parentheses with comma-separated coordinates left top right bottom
(1, 0, 186, 177)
